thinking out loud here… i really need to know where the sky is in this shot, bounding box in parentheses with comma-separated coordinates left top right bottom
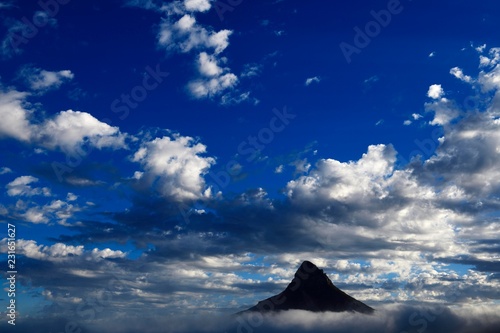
(1, 0, 500, 332)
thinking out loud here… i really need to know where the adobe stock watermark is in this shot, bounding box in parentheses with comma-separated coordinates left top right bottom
(214, 0, 244, 21)
(58, 274, 128, 333)
(399, 283, 462, 333)
(51, 64, 169, 182)
(7, 0, 71, 55)
(208, 106, 296, 194)
(176, 106, 296, 225)
(339, 0, 410, 64)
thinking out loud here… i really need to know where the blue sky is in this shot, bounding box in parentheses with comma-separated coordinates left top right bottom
(1, 0, 500, 332)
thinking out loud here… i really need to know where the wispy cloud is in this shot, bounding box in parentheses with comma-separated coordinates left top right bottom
(305, 76, 321, 86)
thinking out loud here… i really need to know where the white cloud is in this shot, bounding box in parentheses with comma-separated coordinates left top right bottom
(159, 14, 232, 55)
(287, 144, 397, 204)
(188, 72, 238, 99)
(429, 51, 436, 57)
(150, 3, 240, 102)
(475, 43, 487, 53)
(22, 207, 49, 223)
(35, 110, 127, 153)
(412, 113, 423, 120)
(19, 66, 74, 91)
(197, 52, 223, 76)
(0, 89, 32, 141)
(0, 88, 127, 154)
(425, 97, 459, 126)
(0, 239, 125, 262)
(220, 91, 258, 106)
(427, 84, 444, 99)
(66, 193, 78, 201)
(91, 248, 126, 260)
(183, 0, 211, 12)
(274, 164, 284, 174)
(0, 166, 12, 174)
(132, 134, 215, 201)
(305, 76, 320, 86)
(6, 175, 51, 197)
(403, 120, 412, 125)
(479, 47, 500, 68)
(450, 67, 472, 83)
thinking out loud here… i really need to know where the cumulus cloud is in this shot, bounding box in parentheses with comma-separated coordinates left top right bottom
(425, 96, 459, 126)
(130, 0, 242, 102)
(287, 144, 397, 204)
(183, 0, 211, 12)
(132, 134, 215, 201)
(6, 175, 51, 197)
(188, 72, 238, 98)
(0, 89, 32, 141)
(34, 110, 127, 153)
(0, 89, 127, 154)
(188, 52, 239, 98)
(427, 84, 444, 99)
(4, 47, 500, 331)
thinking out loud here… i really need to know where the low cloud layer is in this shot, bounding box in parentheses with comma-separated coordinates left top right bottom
(2, 305, 500, 333)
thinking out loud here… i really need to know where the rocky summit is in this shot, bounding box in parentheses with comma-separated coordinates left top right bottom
(244, 260, 374, 314)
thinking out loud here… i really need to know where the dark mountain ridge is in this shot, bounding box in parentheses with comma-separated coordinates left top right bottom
(243, 260, 374, 314)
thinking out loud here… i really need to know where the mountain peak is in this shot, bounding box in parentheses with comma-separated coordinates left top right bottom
(244, 260, 374, 314)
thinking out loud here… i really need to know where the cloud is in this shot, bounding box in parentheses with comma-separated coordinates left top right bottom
(305, 76, 320, 86)
(0, 88, 127, 154)
(158, 14, 232, 54)
(0, 239, 125, 262)
(475, 43, 487, 53)
(0, 89, 32, 141)
(183, 0, 211, 12)
(478, 47, 500, 68)
(188, 52, 239, 98)
(132, 133, 215, 201)
(188, 72, 238, 98)
(20, 66, 74, 91)
(5, 175, 51, 197)
(425, 97, 459, 126)
(1, 11, 58, 58)
(0, 1, 14, 9)
(4, 47, 500, 328)
(0, 166, 12, 174)
(450, 67, 473, 83)
(287, 144, 397, 205)
(289, 158, 311, 174)
(427, 84, 444, 99)
(130, 0, 242, 103)
(3, 305, 500, 333)
(241, 63, 262, 78)
(34, 110, 127, 153)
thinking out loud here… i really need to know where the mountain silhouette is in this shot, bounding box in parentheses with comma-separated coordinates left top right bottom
(243, 260, 374, 314)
